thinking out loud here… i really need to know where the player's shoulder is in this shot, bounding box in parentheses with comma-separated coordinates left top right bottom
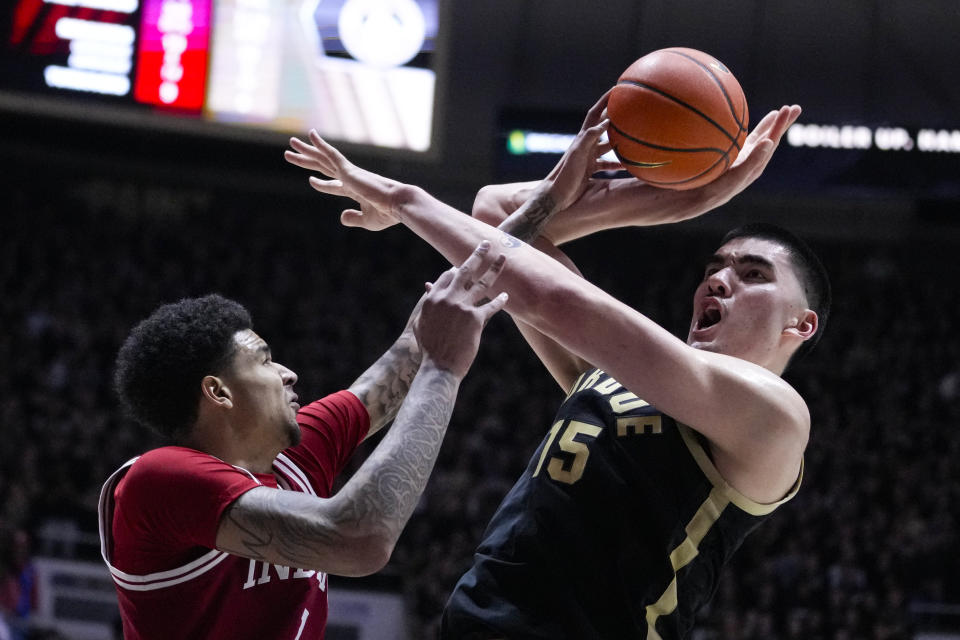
(122, 446, 231, 486)
(705, 349, 811, 425)
(134, 445, 218, 467)
(299, 389, 365, 417)
(768, 374, 811, 432)
(297, 389, 369, 432)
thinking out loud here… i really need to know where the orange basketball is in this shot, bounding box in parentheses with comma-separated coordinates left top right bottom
(607, 48, 748, 190)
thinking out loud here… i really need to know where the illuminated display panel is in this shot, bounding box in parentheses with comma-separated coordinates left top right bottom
(6, 0, 140, 97)
(0, 0, 442, 153)
(133, 0, 210, 110)
(204, 0, 438, 151)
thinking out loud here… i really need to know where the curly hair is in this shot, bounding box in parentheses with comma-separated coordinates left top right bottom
(720, 223, 831, 366)
(114, 294, 253, 440)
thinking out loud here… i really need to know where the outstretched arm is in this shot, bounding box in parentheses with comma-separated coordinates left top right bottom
(286, 113, 808, 505)
(216, 244, 508, 576)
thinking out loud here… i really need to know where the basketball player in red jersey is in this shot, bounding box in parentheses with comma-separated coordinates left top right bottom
(285, 96, 829, 638)
(99, 246, 507, 639)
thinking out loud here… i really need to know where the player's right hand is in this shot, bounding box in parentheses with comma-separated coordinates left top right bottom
(414, 241, 508, 378)
(284, 130, 401, 231)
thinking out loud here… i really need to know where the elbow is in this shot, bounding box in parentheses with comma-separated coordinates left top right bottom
(337, 534, 395, 577)
(314, 493, 400, 577)
(471, 186, 507, 226)
(357, 534, 395, 576)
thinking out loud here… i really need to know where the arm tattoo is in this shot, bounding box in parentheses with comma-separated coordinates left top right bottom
(350, 332, 422, 433)
(335, 367, 458, 536)
(498, 190, 558, 243)
(220, 367, 459, 567)
(473, 190, 558, 307)
(221, 490, 329, 566)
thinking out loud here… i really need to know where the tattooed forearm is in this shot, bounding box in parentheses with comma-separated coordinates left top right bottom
(350, 334, 421, 433)
(334, 365, 458, 537)
(498, 190, 558, 243)
(349, 292, 430, 434)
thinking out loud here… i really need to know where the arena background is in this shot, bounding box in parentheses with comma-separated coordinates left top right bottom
(1, 1, 959, 638)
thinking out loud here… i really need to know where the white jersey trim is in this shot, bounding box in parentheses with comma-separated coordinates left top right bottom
(98, 451, 316, 592)
(98, 456, 138, 567)
(274, 453, 316, 496)
(98, 456, 239, 593)
(110, 549, 232, 591)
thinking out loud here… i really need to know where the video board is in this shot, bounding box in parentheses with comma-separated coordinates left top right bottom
(1, 0, 441, 152)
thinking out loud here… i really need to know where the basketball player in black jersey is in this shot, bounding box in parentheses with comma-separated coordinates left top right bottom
(286, 95, 828, 639)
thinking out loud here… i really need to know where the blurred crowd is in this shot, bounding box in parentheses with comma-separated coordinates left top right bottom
(1, 172, 958, 639)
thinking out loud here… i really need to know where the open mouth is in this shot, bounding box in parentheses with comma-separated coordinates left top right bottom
(696, 307, 722, 330)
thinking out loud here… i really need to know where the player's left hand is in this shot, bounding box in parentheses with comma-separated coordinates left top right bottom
(543, 90, 623, 212)
(285, 131, 401, 231)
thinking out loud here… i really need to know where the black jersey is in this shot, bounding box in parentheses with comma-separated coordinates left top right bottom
(441, 369, 801, 640)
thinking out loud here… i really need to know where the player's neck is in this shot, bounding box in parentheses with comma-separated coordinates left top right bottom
(185, 417, 278, 474)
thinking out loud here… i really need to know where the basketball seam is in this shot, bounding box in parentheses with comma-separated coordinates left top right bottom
(615, 80, 742, 150)
(639, 149, 731, 187)
(613, 151, 671, 169)
(615, 141, 733, 187)
(612, 148, 729, 186)
(610, 121, 728, 155)
(667, 49, 748, 133)
(665, 49, 748, 141)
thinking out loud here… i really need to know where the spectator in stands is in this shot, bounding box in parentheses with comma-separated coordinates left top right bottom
(0, 529, 36, 640)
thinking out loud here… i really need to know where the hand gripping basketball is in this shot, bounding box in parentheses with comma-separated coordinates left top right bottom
(543, 91, 625, 213)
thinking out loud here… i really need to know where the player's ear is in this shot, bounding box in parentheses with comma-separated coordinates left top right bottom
(784, 309, 818, 342)
(200, 375, 233, 409)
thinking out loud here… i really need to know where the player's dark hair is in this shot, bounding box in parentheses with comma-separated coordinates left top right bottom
(114, 294, 252, 440)
(720, 223, 831, 365)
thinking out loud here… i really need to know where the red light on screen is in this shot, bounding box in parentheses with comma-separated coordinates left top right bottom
(11, 1, 121, 56)
(133, 0, 210, 110)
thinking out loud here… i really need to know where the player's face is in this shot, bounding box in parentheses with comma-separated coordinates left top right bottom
(223, 330, 302, 449)
(686, 237, 810, 369)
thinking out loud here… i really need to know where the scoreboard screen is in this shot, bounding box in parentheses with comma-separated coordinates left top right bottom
(1, 0, 442, 152)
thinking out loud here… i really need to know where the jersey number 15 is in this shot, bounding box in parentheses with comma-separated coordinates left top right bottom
(532, 420, 603, 485)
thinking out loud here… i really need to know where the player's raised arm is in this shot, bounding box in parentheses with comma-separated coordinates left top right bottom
(215, 244, 508, 576)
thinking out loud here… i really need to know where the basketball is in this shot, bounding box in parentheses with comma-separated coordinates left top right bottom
(607, 47, 749, 190)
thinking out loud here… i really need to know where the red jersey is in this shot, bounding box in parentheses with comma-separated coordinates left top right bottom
(98, 390, 369, 640)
